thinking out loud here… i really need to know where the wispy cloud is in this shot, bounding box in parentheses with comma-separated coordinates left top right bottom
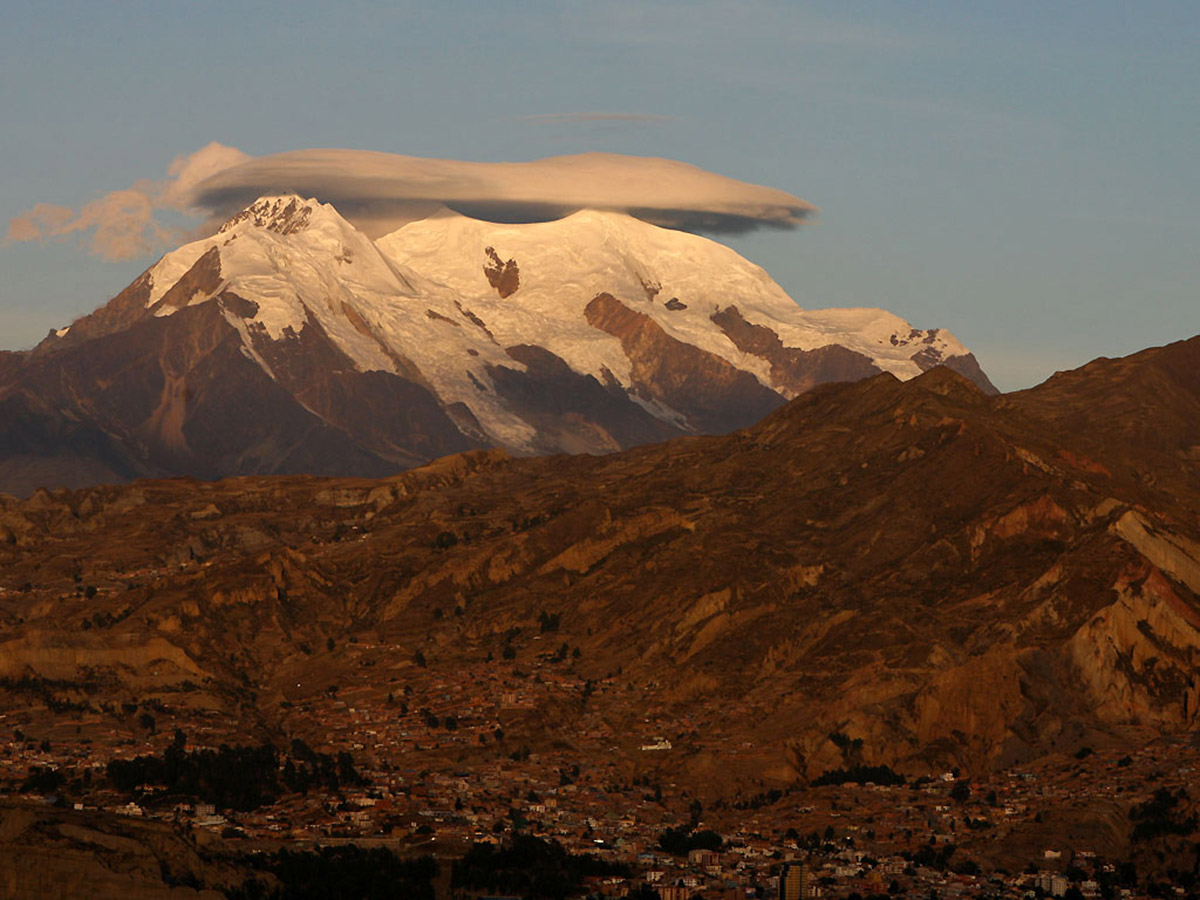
(4, 142, 249, 260)
(520, 112, 677, 124)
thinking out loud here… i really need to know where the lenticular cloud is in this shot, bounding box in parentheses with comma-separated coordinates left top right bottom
(191, 149, 815, 237)
(5, 145, 815, 260)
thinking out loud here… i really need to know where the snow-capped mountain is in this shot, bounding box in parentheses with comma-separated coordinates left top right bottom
(0, 195, 995, 495)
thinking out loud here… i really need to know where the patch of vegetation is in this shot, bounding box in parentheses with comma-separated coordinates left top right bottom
(80, 607, 133, 630)
(733, 787, 787, 810)
(829, 731, 863, 752)
(812, 765, 906, 787)
(452, 833, 629, 900)
(512, 513, 548, 532)
(227, 845, 438, 900)
(951, 858, 981, 876)
(0, 674, 106, 712)
(950, 780, 971, 804)
(107, 731, 366, 812)
(21, 766, 64, 795)
(1130, 787, 1197, 841)
(657, 825, 724, 855)
(282, 738, 368, 795)
(904, 842, 957, 871)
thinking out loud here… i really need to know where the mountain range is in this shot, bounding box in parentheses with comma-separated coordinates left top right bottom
(0, 195, 994, 497)
(0, 334, 1196, 784)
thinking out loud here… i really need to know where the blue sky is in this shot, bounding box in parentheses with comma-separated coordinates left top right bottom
(2, 1, 1196, 390)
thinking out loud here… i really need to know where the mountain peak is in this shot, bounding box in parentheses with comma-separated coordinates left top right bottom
(218, 195, 321, 236)
(6, 198, 1000, 496)
(908, 363, 990, 402)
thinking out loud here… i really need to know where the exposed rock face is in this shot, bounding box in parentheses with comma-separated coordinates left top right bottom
(32, 270, 154, 354)
(218, 194, 313, 235)
(0, 337, 1197, 786)
(586, 293, 785, 433)
(1, 196, 995, 495)
(711, 305, 880, 394)
(910, 344, 999, 395)
(485, 343, 682, 454)
(0, 297, 478, 494)
(482, 246, 520, 297)
(151, 246, 223, 315)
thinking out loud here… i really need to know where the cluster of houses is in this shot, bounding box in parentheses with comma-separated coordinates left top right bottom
(0, 651, 1194, 899)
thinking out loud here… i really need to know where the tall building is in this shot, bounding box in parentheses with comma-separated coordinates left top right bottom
(1036, 872, 1069, 897)
(780, 861, 811, 900)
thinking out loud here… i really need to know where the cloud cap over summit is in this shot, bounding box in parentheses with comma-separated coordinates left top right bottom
(6, 145, 815, 261)
(191, 148, 816, 237)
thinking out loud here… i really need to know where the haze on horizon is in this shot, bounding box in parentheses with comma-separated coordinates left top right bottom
(1, 1, 1196, 392)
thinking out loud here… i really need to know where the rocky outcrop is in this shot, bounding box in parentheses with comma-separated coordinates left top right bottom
(483, 246, 520, 297)
(219, 195, 313, 235)
(585, 292, 785, 432)
(1067, 563, 1200, 726)
(1111, 510, 1200, 595)
(911, 346, 999, 395)
(711, 305, 881, 393)
(150, 246, 222, 315)
(486, 344, 683, 454)
(30, 270, 154, 355)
